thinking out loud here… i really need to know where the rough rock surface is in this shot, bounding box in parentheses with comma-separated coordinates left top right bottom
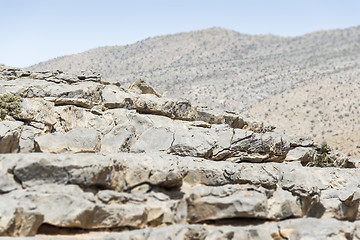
(0, 66, 359, 239)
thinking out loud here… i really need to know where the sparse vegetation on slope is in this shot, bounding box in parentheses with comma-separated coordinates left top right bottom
(0, 94, 22, 120)
(246, 81, 360, 157)
(308, 143, 336, 167)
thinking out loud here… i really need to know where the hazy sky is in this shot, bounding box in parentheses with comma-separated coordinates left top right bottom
(1, 0, 359, 68)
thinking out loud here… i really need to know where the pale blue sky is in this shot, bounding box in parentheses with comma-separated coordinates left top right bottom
(1, 0, 359, 67)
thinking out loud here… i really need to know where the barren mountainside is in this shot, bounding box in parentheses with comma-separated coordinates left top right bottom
(29, 26, 360, 156)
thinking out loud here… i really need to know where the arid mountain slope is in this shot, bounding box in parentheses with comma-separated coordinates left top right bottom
(29, 26, 360, 156)
(246, 81, 360, 157)
(30, 27, 360, 110)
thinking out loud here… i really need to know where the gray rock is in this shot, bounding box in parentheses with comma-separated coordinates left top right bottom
(168, 127, 215, 158)
(0, 199, 43, 237)
(130, 127, 174, 153)
(0, 79, 103, 108)
(102, 85, 136, 109)
(12, 153, 121, 190)
(186, 184, 268, 222)
(285, 146, 316, 163)
(195, 106, 245, 129)
(18, 125, 42, 153)
(0, 173, 19, 193)
(129, 78, 161, 97)
(18, 98, 56, 127)
(185, 184, 302, 222)
(0, 121, 23, 153)
(230, 132, 290, 162)
(34, 128, 101, 153)
(4, 184, 147, 229)
(101, 125, 135, 153)
(1, 68, 358, 238)
(53, 105, 109, 133)
(17, 219, 360, 240)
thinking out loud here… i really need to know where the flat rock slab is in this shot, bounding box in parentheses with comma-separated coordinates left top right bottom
(1, 152, 360, 237)
(14, 218, 360, 240)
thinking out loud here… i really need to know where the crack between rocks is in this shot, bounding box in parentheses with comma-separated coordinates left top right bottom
(123, 182, 152, 193)
(197, 217, 270, 227)
(277, 225, 289, 240)
(53, 102, 92, 109)
(168, 132, 176, 152)
(230, 132, 253, 146)
(211, 147, 231, 160)
(37, 223, 134, 235)
(261, 166, 278, 182)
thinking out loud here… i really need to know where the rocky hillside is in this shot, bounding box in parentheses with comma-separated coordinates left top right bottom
(1, 66, 360, 239)
(29, 26, 360, 158)
(246, 81, 360, 157)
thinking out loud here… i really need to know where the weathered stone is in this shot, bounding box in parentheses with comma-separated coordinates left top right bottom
(11, 153, 121, 190)
(0, 79, 103, 107)
(0, 121, 23, 153)
(129, 78, 161, 97)
(285, 146, 316, 163)
(3, 184, 148, 229)
(102, 85, 136, 109)
(34, 128, 101, 153)
(230, 132, 290, 162)
(196, 107, 245, 129)
(134, 95, 197, 121)
(119, 153, 185, 189)
(130, 127, 174, 153)
(1, 67, 359, 238)
(267, 187, 302, 220)
(53, 105, 109, 133)
(0, 173, 19, 193)
(18, 125, 42, 153)
(18, 98, 56, 127)
(169, 127, 216, 158)
(101, 125, 135, 153)
(0, 200, 43, 237)
(18, 219, 360, 240)
(186, 184, 268, 222)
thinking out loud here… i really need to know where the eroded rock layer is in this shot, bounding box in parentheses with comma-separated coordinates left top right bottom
(0, 66, 359, 239)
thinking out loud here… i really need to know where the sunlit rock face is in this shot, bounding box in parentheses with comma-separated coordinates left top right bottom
(0, 66, 359, 239)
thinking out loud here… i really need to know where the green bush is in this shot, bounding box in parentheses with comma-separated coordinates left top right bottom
(307, 143, 336, 167)
(0, 94, 22, 120)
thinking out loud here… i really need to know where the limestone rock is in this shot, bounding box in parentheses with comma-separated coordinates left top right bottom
(130, 127, 174, 153)
(0, 67, 359, 238)
(11, 153, 121, 190)
(34, 128, 101, 153)
(101, 125, 135, 153)
(0, 120, 23, 153)
(102, 85, 136, 109)
(0, 199, 43, 237)
(18, 125, 43, 153)
(169, 127, 215, 158)
(285, 146, 316, 163)
(18, 98, 56, 127)
(129, 78, 161, 97)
